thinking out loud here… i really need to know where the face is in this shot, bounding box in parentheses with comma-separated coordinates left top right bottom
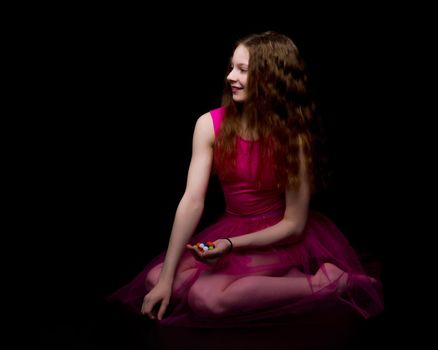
(227, 44, 249, 102)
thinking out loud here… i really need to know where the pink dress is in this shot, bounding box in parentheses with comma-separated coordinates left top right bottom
(107, 107, 384, 327)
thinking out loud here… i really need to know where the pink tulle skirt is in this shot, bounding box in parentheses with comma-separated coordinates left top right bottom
(107, 210, 384, 327)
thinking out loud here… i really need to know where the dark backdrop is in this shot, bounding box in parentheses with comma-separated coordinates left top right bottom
(29, 8, 407, 328)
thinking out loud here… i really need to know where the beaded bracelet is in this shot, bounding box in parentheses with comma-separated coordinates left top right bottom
(224, 238, 233, 252)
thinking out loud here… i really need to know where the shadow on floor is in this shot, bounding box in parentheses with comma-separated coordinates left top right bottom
(39, 299, 386, 350)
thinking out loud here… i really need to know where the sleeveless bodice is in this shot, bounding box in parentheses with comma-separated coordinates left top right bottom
(210, 107, 284, 216)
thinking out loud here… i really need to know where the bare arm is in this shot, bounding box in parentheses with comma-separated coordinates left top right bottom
(187, 138, 311, 261)
(157, 112, 215, 284)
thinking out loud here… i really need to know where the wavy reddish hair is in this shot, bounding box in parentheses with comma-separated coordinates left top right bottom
(214, 31, 327, 192)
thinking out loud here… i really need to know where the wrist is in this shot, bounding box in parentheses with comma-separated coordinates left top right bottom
(158, 271, 175, 285)
(224, 238, 233, 253)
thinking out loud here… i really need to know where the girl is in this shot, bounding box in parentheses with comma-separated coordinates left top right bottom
(108, 31, 384, 327)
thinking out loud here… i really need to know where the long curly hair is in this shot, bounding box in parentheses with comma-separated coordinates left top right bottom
(214, 31, 328, 193)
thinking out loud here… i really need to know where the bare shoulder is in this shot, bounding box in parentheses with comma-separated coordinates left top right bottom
(196, 111, 214, 129)
(193, 111, 215, 144)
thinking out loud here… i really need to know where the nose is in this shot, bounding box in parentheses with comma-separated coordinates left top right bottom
(227, 69, 236, 83)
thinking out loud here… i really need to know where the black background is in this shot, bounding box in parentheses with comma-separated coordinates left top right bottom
(21, 3, 425, 345)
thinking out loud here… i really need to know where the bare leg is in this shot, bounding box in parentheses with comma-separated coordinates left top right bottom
(283, 267, 307, 277)
(145, 258, 198, 292)
(188, 263, 348, 316)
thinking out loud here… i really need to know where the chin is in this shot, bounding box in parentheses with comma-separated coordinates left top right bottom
(232, 95, 246, 102)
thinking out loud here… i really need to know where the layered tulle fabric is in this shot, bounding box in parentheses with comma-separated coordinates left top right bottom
(107, 210, 383, 327)
(107, 107, 384, 327)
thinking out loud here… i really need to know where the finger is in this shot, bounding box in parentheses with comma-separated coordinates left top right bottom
(187, 245, 201, 256)
(187, 245, 204, 260)
(201, 252, 212, 259)
(188, 246, 202, 256)
(142, 304, 155, 320)
(147, 305, 158, 320)
(142, 296, 159, 320)
(157, 299, 169, 320)
(202, 249, 220, 259)
(150, 302, 161, 320)
(141, 296, 149, 315)
(142, 303, 154, 319)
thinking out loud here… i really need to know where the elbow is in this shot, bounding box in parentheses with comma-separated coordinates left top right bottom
(293, 220, 307, 236)
(283, 218, 307, 243)
(181, 192, 205, 213)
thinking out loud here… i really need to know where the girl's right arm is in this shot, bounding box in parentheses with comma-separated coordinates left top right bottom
(141, 112, 215, 320)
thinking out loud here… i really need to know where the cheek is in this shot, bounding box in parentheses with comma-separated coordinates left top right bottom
(241, 76, 248, 87)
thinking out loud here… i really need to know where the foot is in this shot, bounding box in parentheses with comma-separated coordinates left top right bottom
(314, 263, 348, 292)
(316, 263, 378, 294)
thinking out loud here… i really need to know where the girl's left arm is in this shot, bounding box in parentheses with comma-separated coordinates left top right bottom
(195, 141, 310, 260)
(230, 153, 310, 250)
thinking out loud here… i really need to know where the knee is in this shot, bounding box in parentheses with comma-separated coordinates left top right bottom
(187, 282, 228, 317)
(145, 264, 162, 289)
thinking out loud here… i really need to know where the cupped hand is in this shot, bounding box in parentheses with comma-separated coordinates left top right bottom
(186, 239, 232, 264)
(141, 282, 172, 321)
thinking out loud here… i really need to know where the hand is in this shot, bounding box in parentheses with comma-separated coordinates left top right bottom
(141, 281, 172, 321)
(186, 239, 232, 264)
